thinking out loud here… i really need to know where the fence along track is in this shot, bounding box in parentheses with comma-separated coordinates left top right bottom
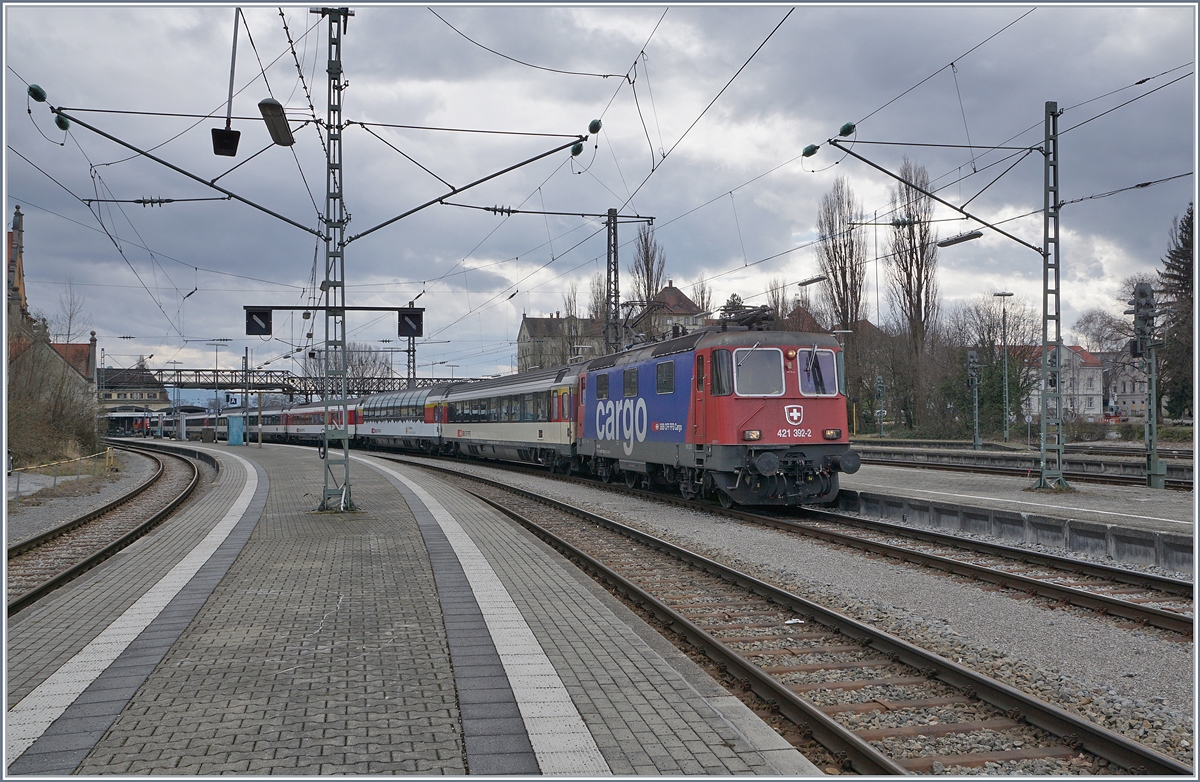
(393, 458, 1190, 775)
(6, 446, 200, 616)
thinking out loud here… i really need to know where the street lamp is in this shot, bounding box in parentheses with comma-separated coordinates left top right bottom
(206, 339, 231, 415)
(994, 292, 1014, 443)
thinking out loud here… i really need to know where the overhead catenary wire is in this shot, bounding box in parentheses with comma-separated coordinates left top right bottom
(429, 8, 629, 81)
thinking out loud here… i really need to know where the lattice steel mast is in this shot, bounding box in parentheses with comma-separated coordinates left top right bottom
(1035, 101, 1069, 490)
(315, 6, 354, 510)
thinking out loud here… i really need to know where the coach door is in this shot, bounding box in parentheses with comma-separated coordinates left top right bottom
(692, 353, 706, 443)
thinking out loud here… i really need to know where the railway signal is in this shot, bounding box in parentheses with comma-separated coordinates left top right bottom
(967, 351, 981, 450)
(1124, 282, 1166, 488)
(246, 308, 272, 336)
(397, 308, 424, 338)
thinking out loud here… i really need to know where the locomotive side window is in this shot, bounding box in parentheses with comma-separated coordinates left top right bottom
(695, 355, 705, 392)
(596, 373, 609, 400)
(711, 349, 733, 396)
(733, 348, 785, 396)
(624, 367, 638, 397)
(799, 348, 839, 396)
(656, 361, 675, 394)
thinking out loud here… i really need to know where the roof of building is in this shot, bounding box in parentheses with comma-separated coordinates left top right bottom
(99, 366, 167, 391)
(53, 343, 92, 379)
(650, 283, 702, 315)
(782, 305, 828, 333)
(519, 314, 603, 340)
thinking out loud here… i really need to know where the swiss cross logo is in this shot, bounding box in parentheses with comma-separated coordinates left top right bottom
(784, 405, 804, 425)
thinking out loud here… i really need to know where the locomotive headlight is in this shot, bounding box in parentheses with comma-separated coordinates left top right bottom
(742, 429, 762, 441)
(823, 428, 842, 440)
(785, 349, 797, 360)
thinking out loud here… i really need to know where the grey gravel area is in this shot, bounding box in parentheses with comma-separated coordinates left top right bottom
(6, 451, 157, 544)
(403, 456, 1195, 767)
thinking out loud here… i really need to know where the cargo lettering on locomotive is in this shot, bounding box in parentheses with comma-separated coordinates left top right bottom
(595, 397, 648, 455)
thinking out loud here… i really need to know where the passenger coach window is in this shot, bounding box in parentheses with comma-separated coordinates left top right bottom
(656, 361, 674, 394)
(596, 373, 609, 400)
(799, 348, 839, 396)
(711, 349, 733, 396)
(733, 348, 785, 396)
(624, 368, 638, 397)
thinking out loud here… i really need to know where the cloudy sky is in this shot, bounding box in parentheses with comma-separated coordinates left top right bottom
(5, 4, 1195, 385)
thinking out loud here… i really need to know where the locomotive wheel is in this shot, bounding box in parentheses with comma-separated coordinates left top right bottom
(624, 471, 638, 489)
(717, 489, 736, 509)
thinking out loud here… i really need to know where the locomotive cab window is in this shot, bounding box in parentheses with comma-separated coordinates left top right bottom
(623, 367, 638, 397)
(656, 361, 674, 394)
(733, 348, 785, 396)
(695, 354, 705, 392)
(711, 349, 733, 396)
(799, 348, 839, 396)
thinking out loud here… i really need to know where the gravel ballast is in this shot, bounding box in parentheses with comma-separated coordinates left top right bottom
(6, 451, 157, 544)
(401, 456, 1194, 767)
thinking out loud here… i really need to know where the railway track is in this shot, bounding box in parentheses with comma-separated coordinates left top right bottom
(387, 452, 1192, 636)
(394, 458, 1189, 775)
(744, 509, 1193, 637)
(6, 445, 200, 616)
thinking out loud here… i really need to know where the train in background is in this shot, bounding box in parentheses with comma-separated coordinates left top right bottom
(141, 322, 860, 506)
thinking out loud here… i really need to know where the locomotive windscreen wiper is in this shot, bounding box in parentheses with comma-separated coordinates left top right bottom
(806, 346, 827, 394)
(736, 342, 761, 369)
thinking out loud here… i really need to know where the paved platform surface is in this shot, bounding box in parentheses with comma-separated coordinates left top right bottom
(7, 442, 818, 776)
(842, 463, 1194, 536)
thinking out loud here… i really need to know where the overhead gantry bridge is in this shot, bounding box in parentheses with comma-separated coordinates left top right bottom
(146, 369, 460, 402)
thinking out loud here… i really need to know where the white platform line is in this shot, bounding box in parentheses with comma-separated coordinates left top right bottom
(5, 451, 259, 767)
(360, 458, 611, 776)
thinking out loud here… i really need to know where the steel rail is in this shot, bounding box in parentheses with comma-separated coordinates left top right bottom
(380, 451, 1192, 632)
(7, 448, 165, 558)
(388, 455, 1193, 775)
(7, 448, 200, 617)
(731, 509, 1193, 636)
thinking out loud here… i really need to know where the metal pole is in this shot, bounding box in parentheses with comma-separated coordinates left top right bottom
(1002, 303, 1009, 442)
(225, 9, 240, 131)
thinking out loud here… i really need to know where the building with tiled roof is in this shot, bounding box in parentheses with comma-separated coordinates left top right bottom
(516, 313, 604, 372)
(629, 281, 709, 341)
(98, 363, 171, 413)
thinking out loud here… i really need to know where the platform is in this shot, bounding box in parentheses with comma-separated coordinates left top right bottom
(6, 442, 818, 776)
(839, 464, 1193, 572)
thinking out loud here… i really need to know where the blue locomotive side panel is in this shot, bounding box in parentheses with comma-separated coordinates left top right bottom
(584, 356, 694, 455)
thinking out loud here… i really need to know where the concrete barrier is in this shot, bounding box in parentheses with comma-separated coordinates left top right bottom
(834, 489, 1193, 574)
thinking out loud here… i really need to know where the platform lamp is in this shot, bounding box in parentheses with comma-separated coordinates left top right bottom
(993, 292, 1014, 443)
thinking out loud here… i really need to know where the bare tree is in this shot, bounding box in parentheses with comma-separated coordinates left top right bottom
(628, 224, 667, 304)
(765, 277, 789, 323)
(815, 177, 868, 331)
(886, 159, 941, 429)
(887, 159, 940, 353)
(587, 270, 606, 321)
(50, 277, 92, 344)
(1071, 308, 1130, 354)
(690, 279, 713, 315)
(345, 341, 392, 380)
(562, 283, 580, 320)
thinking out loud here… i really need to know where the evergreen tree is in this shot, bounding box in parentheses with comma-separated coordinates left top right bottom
(1158, 203, 1192, 420)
